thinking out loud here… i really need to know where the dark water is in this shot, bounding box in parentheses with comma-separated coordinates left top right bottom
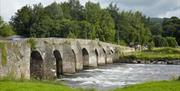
(58, 63, 180, 90)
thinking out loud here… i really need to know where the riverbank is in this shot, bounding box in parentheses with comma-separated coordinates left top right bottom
(0, 79, 95, 91)
(118, 47, 180, 65)
(114, 80, 180, 91)
(0, 79, 180, 91)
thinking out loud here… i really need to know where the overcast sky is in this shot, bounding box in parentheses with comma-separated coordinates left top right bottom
(0, 0, 180, 22)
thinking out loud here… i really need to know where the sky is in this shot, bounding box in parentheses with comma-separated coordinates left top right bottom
(0, 0, 180, 22)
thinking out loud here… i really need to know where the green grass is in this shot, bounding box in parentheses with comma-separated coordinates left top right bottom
(0, 79, 180, 91)
(113, 80, 180, 91)
(0, 80, 95, 91)
(122, 47, 180, 60)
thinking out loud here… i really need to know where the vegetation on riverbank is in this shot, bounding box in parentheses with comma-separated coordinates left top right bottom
(114, 80, 180, 91)
(0, 79, 180, 91)
(120, 47, 180, 60)
(0, 79, 95, 91)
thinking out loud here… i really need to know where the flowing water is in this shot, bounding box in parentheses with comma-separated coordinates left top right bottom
(59, 63, 180, 91)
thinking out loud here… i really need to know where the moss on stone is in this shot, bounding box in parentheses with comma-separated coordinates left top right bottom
(98, 42, 102, 47)
(64, 40, 71, 45)
(44, 41, 48, 44)
(27, 38, 36, 50)
(0, 42, 7, 66)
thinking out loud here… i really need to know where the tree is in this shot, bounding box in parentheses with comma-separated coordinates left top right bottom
(69, 0, 84, 20)
(11, 3, 54, 38)
(153, 35, 168, 47)
(60, 0, 83, 20)
(10, 1, 163, 46)
(149, 23, 163, 35)
(162, 16, 180, 45)
(107, 3, 121, 42)
(45, 2, 63, 20)
(59, 19, 79, 38)
(84, 2, 115, 42)
(10, 5, 33, 37)
(118, 11, 151, 46)
(166, 37, 178, 47)
(0, 16, 15, 37)
(98, 9, 115, 42)
(30, 3, 51, 37)
(78, 21, 95, 39)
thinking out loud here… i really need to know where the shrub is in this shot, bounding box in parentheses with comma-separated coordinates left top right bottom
(27, 38, 36, 50)
(118, 40, 127, 46)
(0, 23, 15, 37)
(166, 37, 178, 47)
(153, 35, 168, 47)
(147, 41, 155, 51)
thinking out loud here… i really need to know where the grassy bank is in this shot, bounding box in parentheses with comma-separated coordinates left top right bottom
(114, 80, 180, 91)
(0, 79, 94, 91)
(0, 80, 180, 91)
(121, 47, 180, 60)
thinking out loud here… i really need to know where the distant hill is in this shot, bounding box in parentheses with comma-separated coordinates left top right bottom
(150, 18, 164, 24)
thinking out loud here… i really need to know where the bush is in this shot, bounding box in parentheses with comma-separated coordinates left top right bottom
(166, 37, 178, 47)
(0, 23, 15, 37)
(153, 35, 168, 47)
(147, 41, 155, 51)
(118, 40, 127, 46)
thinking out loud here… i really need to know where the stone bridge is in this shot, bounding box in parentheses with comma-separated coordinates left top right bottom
(0, 38, 134, 80)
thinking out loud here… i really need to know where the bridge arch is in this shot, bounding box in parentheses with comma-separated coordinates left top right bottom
(82, 48, 89, 69)
(53, 50, 63, 78)
(30, 50, 43, 80)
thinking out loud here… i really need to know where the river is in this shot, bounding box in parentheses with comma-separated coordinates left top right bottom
(58, 63, 180, 91)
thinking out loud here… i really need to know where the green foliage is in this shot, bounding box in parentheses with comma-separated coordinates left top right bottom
(149, 23, 163, 35)
(67, 31, 76, 38)
(10, 1, 115, 43)
(0, 16, 15, 37)
(78, 21, 96, 39)
(10, 5, 33, 37)
(118, 11, 151, 46)
(147, 41, 154, 51)
(162, 17, 180, 45)
(9, 0, 180, 46)
(0, 80, 96, 91)
(27, 38, 36, 50)
(166, 37, 178, 47)
(123, 47, 180, 60)
(45, 2, 63, 20)
(118, 40, 127, 46)
(0, 24, 15, 37)
(153, 35, 168, 47)
(153, 36, 178, 47)
(0, 42, 7, 66)
(114, 81, 180, 91)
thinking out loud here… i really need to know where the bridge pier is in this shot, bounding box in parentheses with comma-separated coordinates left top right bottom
(61, 46, 76, 75)
(97, 48, 106, 65)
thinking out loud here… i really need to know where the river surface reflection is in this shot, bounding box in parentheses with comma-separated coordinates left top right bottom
(59, 63, 180, 91)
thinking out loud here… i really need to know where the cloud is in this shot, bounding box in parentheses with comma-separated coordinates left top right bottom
(158, 8, 180, 18)
(111, 0, 180, 18)
(0, 0, 180, 22)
